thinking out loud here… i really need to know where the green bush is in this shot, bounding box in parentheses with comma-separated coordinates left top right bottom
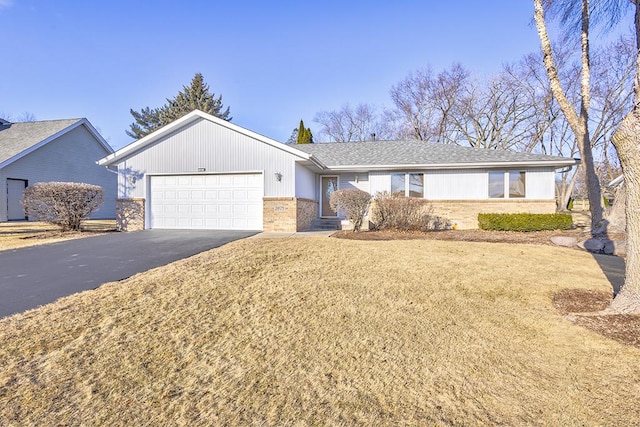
(477, 213, 573, 232)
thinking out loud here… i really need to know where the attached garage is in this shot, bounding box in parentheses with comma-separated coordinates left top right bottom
(97, 110, 322, 232)
(149, 173, 263, 230)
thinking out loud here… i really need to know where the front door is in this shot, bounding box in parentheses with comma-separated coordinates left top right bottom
(7, 179, 27, 220)
(320, 176, 338, 217)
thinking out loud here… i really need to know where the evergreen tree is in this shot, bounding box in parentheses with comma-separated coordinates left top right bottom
(286, 127, 299, 144)
(127, 73, 231, 139)
(127, 106, 165, 140)
(295, 119, 313, 144)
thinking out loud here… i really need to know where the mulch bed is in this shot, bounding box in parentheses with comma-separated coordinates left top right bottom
(332, 228, 600, 246)
(554, 289, 640, 348)
(335, 228, 639, 349)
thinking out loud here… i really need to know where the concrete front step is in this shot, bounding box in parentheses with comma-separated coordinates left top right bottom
(309, 218, 342, 231)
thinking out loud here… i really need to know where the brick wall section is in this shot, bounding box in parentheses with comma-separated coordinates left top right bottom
(368, 199, 557, 230)
(263, 198, 297, 232)
(263, 197, 318, 232)
(116, 198, 145, 231)
(428, 199, 557, 229)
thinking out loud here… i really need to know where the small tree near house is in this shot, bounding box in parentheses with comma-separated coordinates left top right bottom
(329, 189, 371, 232)
(22, 182, 104, 232)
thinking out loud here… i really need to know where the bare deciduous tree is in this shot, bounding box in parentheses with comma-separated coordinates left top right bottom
(538, 0, 640, 313)
(314, 103, 391, 142)
(0, 112, 37, 122)
(534, 0, 605, 232)
(609, 1, 640, 313)
(388, 64, 468, 142)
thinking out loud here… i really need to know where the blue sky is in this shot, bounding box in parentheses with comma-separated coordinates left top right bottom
(0, 1, 591, 149)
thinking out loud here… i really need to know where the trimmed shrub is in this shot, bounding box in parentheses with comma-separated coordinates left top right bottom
(370, 191, 450, 231)
(477, 213, 573, 232)
(329, 189, 371, 231)
(567, 198, 574, 211)
(22, 182, 104, 231)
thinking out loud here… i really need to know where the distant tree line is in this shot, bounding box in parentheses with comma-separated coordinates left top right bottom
(311, 36, 634, 209)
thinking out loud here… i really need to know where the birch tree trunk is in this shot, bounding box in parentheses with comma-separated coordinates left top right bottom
(608, 1, 640, 314)
(533, 0, 604, 233)
(610, 112, 640, 313)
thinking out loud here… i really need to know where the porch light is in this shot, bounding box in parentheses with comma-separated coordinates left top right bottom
(274, 172, 282, 182)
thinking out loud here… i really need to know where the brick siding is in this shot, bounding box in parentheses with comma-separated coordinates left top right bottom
(263, 197, 318, 232)
(116, 198, 145, 231)
(428, 199, 557, 229)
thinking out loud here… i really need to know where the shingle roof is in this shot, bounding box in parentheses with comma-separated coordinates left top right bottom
(0, 119, 82, 164)
(293, 140, 575, 168)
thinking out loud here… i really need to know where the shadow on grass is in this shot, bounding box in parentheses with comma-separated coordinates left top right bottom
(592, 253, 625, 295)
(591, 218, 626, 296)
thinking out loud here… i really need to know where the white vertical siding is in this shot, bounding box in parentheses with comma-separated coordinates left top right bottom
(425, 169, 488, 200)
(117, 118, 302, 199)
(1, 125, 117, 221)
(369, 172, 390, 196)
(295, 163, 316, 199)
(338, 172, 369, 193)
(367, 168, 558, 200)
(525, 168, 556, 199)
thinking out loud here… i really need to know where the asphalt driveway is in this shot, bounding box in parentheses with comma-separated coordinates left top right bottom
(0, 229, 257, 318)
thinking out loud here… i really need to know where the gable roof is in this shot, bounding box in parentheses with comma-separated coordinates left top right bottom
(0, 118, 113, 169)
(98, 109, 577, 172)
(98, 110, 324, 167)
(294, 140, 578, 171)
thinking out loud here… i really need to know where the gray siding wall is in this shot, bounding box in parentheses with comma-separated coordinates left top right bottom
(295, 163, 316, 199)
(0, 125, 117, 221)
(338, 172, 369, 193)
(116, 119, 305, 199)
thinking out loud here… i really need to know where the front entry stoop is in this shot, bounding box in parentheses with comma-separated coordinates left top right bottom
(309, 218, 342, 231)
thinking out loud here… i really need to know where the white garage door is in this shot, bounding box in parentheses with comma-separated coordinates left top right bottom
(149, 174, 263, 230)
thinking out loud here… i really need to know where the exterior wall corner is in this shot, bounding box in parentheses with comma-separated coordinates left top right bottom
(263, 197, 318, 232)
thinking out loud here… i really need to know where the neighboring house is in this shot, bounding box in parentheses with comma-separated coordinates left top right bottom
(0, 118, 117, 222)
(97, 110, 578, 232)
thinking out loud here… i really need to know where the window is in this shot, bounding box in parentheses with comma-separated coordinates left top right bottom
(409, 173, 424, 197)
(509, 171, 526, 198)
(391, 173, 405, 196)
(488, 171, 526, 198)
(488, 172, 504, 198)
(391, 173, 424, 197)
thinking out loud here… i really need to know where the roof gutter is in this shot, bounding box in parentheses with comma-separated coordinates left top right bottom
(324, 159, 579, 172)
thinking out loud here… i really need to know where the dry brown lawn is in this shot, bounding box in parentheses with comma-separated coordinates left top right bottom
(0, 220, 117, 251)
(1, 237, 639, 426)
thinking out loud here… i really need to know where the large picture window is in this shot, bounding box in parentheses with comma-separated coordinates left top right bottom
(508, 171, 526, 198)
(488, 172, 505, 198)
(409, 173, 424, 197)
(488, 171, 526, 199)
(391, 173, 424, 197)
(391, 173, 405, 196)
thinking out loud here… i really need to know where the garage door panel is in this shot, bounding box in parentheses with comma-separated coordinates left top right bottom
(150, 174, 263, 230)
